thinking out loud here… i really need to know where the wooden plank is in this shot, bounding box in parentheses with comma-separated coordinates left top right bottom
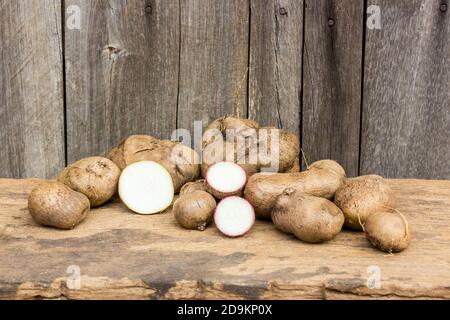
(248, 0, 303, 135)
(0, 0, 65, 178)
(65, 0, 179, 163)
(1, 178, 449, 299)
(361, 0, 450, 179)
(177, 0, 250, 134)
(302, 0, 364, 176)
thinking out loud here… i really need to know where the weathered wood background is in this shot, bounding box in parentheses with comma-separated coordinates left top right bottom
(1, 0, 449, 179)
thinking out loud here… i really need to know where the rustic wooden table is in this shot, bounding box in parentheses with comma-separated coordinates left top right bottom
(0, 179, 449, 300)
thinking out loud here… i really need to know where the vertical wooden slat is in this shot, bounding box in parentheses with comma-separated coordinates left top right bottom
(177, 0, 249, 133)
(0, 0, 65, 178)
(65, 0, 179, 163)
(361, 0, 450, 179)
(248, 0, 304, 135)
(302, 0, 364, 176)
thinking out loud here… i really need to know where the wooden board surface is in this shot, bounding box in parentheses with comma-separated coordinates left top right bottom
(248, 0, 303, 135)
(302, 0, 363, 176)
(0, 178, 449, 300)
(176, 0, 249, 134)
(0, 0, 65, 179)
(64, 0, 179, 162)
(360, 0, 450, 179)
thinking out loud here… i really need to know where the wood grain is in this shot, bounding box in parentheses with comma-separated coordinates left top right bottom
(360, 0, 450, 179)
(64, 0, 179, 163)
(0, 0, 65, 179)
(302, 0, 363, 176)
(176, 0, 249, 134)
(248, 0, 303, 135)
(1, 178, 449, 299)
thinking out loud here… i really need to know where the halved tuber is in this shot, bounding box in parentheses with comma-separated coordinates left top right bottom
(244, 159, 346, 219)
(206, 162, 247, 199)
(334, 175, 395, 230)
(58, 156, 121, 207)
(118, 161, 174, 215)
(173, 190, 216, 231)
(214, 196, 255, 237)
(108, 135, 200, 193)
(365, 211, 411, 253)
(28, 182, 90, 230)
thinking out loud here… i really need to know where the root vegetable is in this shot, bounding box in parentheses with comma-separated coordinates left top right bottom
(108, 135, 200, 193)
(258, 127, 300, 173)
(334, 175, 395, 230)
(365, 211, 411, 252)
(271, 189, 344, 243)
(28, 182, 90, 230)
(179, 179, 208, 195)
(214, 196, 255, 237)
(244, 159, 346, 219)
(173, 190, 216, 231)
(118, 161, 174, 215)
(205, 162, 247, 199)
(57, 156, 120, 207)
(201, 116, 260, 177)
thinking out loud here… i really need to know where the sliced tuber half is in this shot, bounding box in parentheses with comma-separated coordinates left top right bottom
(118, 161, 174, 215)
(206, 161, 247, 199)
(214, 196, 255, 237)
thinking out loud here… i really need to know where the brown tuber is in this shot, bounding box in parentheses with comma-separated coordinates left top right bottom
(271, 189, 344, 243)
(244, 159, 346, 219)
(179, 179, 208, 196)
(365, 211, 411, 253)
(28, 182, 90, 230)
(173, 190, 216, 231)
(334, 175, 395, 230)
(58, 156, 121, 207)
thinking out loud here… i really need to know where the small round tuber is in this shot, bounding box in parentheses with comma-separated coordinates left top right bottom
(173, 190, 216, 231)
(28, 181, 90, 230)
(365, 211, 411, 253)
(179, 179, 208, 196)
(334, 175, 395, 230)
(271, 190, 344, 243)
(58, 156, 121, 207)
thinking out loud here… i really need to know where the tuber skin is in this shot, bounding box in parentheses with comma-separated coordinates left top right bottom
(58, 156, 121, 207)
(179, 179, 208, 196)
(258, 127, 300, 173)
(365, 211, 411, 253)
(334, 175, 395, 230)
(244, 159, 346, 219)
(108, 135, 200, 193)
(271, 190, 344, 243)
(28, 182, 90, 230)
(173, 190, 216, 231)
(201, 116, 260, 177)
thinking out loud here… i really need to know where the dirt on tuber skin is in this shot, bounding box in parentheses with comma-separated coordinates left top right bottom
(108, 135, 200, 193)
(244, 159, 346, 219)
(365, 211, 411, 253)
(201, 116, 260, 177)
(258, 127, 300, 173)
(28, 181, 90, 230)
(334, 175, 395, 230)
(179, 179, 208, 196)
(58, 156, 121, 207)
(271, 189, 344, 243)
(173, 190, 216, 231)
